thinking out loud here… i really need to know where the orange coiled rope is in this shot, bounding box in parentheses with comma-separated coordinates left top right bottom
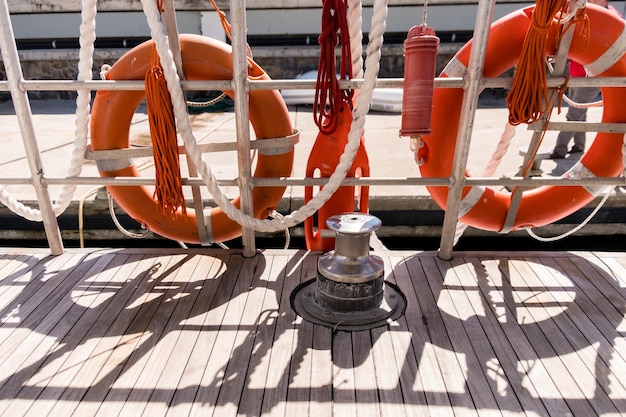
(506, 0, 568, 125)
(145, 0, 186, 219)
(314, 0, 354, 135)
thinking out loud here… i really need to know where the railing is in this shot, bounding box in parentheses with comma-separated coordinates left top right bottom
(1, 0, 626, 259)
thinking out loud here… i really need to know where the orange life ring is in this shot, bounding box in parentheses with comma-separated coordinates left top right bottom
(91, 34, 294, 244)
(419, 4, 626, 232)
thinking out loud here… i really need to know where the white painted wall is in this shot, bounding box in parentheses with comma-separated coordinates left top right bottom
(200, 11, 226, 42)
(9, 2, 626, 41)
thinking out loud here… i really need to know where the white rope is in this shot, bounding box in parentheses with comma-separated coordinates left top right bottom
(141, 0, 388, 233)
(421, 0, 429, 27)
(270, 210, 291, 249)
(0, 0, 95, 221)
(559, 0, 587, 25)
(561, 93, 603, 109)
(187, 93, 228, 108)
(349, 0, 391, 252)
(481, 122, 518, 178)
(107, 192, 152, 239)
(526, 132, 626, 242)
(348, 0, 364, 79)
(546, 52, 603, 109)
(453, 121, 518, 245)
(525, 188, 613, 241)
(78, 186, 102, 248)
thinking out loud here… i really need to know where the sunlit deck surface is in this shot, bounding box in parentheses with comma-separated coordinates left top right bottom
(0, 247, 624, 416)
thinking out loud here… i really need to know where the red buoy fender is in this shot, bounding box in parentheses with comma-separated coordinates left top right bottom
(91, 34, 294, 244)
(304, 102, 371, 251)
(418, 5, 626, 232)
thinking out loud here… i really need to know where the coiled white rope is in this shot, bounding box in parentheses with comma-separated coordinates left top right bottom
(0, 0, 96, 221)
(347, 0, 389, 251)
(141, 0, 388, 233)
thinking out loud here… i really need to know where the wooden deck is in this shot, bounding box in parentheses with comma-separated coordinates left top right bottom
(0, 247, 624, 416)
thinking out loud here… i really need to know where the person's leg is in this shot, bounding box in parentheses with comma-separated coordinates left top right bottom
(552, 129, 573, 158)
(551, 93, 578, 157)
(571, 130, 586, 152)
(550, 86, 599, 158)
(568, 86, 600, 152)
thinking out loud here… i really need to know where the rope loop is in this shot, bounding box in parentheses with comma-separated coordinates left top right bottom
(108, 192, 152, 239)
(558, 2, 590, 53)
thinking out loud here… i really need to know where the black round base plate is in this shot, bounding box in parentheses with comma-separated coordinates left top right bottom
(290, 279, 407, 331)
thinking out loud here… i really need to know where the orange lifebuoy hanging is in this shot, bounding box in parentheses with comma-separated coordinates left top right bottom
(419, 4, 626, 232)
(91, 34, 295, 244)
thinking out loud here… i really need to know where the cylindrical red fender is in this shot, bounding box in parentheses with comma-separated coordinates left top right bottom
(400, 25, 440, 137)
(418, 5, 626, 232)
(90, 34, 294, 244)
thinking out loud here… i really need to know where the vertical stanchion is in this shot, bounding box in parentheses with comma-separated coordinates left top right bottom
(230, 0, 257, 257)
(162, 0, 211, 246)
(0, 0, 64, 255)
(437, 0, 496, 260)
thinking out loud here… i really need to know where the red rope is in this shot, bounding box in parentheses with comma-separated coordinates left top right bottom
(313, 0, 353, 135)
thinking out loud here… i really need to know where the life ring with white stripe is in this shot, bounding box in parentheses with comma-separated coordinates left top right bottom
(91, 34, 295, 244)
(418, 4, 626, 232)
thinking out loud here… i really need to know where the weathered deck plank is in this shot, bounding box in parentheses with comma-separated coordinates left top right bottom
(285, 253, 318, 417)
(0, 248, 623, 417)
(387, 255, 452, 417)
(0, 252, 123, 417)
(481, 256, 577, 416)
(446, 256, 524, 416)
(511, 257, 614, 416)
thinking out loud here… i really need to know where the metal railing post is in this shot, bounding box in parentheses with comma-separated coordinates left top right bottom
(0, 0, 64, 255)
(230, 0, 257, 257)
(437, 0, 496, 260)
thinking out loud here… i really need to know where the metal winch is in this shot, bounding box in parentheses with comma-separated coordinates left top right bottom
(291, 213, 406, 331)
